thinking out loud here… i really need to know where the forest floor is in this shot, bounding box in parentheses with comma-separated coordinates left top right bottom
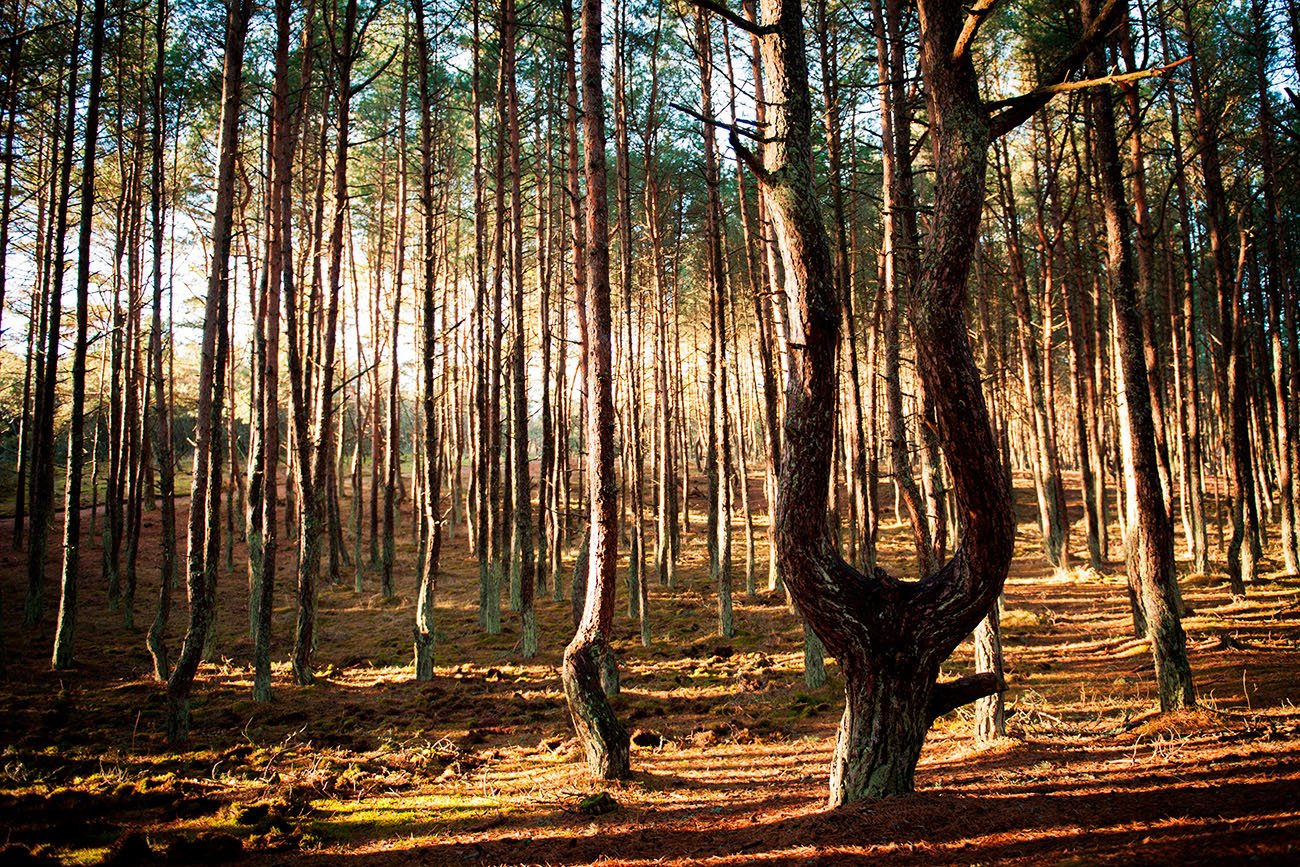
(1, 474, 1299, 865)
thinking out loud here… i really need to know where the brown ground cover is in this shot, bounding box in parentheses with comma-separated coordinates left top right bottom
(1, 474, 1298, 865)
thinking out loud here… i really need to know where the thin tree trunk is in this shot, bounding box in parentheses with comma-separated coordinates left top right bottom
(25, 2, 82, 627)
(52, 0, 106, 670)
(412, 0, 443, 680)
(166, 0, 252, 737)
(1083, 0, 1194, 709)
(561, 0, 630, 781)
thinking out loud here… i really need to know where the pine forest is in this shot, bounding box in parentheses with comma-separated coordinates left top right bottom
(0, 0, 1299, 862)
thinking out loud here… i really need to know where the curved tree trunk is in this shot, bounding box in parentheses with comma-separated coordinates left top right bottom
(755, 0, 1117, 804)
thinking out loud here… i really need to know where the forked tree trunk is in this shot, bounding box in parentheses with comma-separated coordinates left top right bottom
(752, 0, 1115, 803)
(561, 0, 630, 782)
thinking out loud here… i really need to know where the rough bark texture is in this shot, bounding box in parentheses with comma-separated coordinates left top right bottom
(757, 0, 1016, 804)
(1082, 1, 1195, 710)
(561, 0, 630, 782)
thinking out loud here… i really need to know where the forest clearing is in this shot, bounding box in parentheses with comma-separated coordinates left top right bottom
(2, 477, 1299, 865)
(2, 0, 1300, 863)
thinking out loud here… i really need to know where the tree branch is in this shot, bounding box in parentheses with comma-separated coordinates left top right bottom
(928, 673, 1003, 722)
(952, 0, 1002, 63)
(986, 56, 1189, 116)
(670, 101, 771, 142)
(691, 0, 776, 37)
(986, 0, 1126, 140)
(728, 127, 772, 187)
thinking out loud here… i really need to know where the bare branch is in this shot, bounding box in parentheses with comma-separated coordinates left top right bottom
(728, 127, 772, 186)
(986, 0, 1126, 140)
(988, 57, 1190, 138)
(952, 0, 1002, 63)
(670, 101, 771, 142)
(691, 0, 776, 37)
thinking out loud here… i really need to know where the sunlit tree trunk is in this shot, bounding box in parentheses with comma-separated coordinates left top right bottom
(1083, 0, 1194, 709)
(695, 11, 733, 638)
(1251, 0, 1297, 573)
(561, 0, 630, 781)
(613, 0, 647, 644)
(996, 142, 1069, 569)
(1180, 0, 1254, 593)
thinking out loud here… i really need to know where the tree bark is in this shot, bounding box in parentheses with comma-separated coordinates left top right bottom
(146, 0, 175, 682)
(51, 0, 106, 670)
(411, 0, 443, 680)
(1083, 0, 1194, 709)
(561, 0, 630, 782)
(1179, 0, 1254, 592)
(754, 0, 1119, 802)
(167, 0, 252, 738)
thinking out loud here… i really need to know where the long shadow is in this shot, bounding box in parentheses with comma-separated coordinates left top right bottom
(273, 773, 1300, 866)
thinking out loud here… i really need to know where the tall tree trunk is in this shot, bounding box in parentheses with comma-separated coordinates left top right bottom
(696, 11, 733, 638)
(167, 0, 252, 738)
(873, 0, 932, 577)
(816, 0, 871, 571)
(613, 0, 647, 645)
(1180, 0, 1254, 592)
(52, 0, 106, 670)
(996, 142, 1069, 569)
(1252, 0, 1297, 574)
(1083, 0, 1194, 709)
(146, 0, 175, 682)
(26, 1, 82, 627)
(503, 0, 536, 657)
(413, 0, 444, 680)
(561, 0, 630, 782)
(383, 15, 407, 602)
